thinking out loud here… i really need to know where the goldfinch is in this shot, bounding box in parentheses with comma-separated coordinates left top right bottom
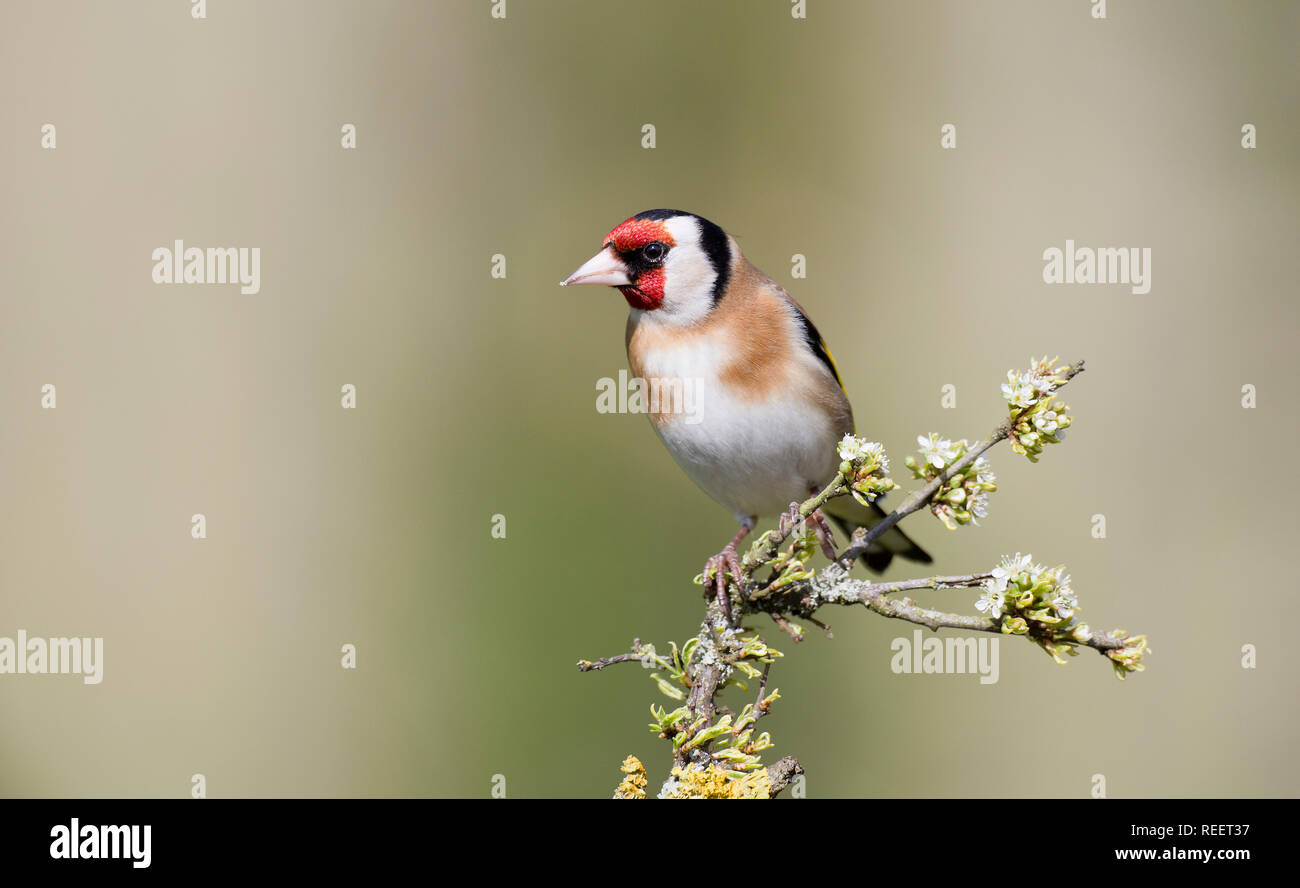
(562, 209, 931, 594)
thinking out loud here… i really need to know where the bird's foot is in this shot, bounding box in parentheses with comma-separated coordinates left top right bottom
(807, 509, 839, 560)
(702, 524, 752, 622)
(777, 502, 803, 538)
(778, 502, 838, 560)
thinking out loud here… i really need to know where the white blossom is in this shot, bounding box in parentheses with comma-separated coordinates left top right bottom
(975, 584, 1005, 619)
(838, 435, 889, 471)
(1051, 577, 1078, 620)
(916, 433, 959, 470)
(837, 434, 868, 461)
(1001, 372, 1039, 409)
(1033, 410, 1060, 435)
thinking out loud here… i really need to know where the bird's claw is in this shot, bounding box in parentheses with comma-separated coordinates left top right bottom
(808, 509, 839, 560)
(778, 502, 838, 560)
(777, 502, 803, 537)
(703, 543, 743, 621)
(703, 518, 756, 623)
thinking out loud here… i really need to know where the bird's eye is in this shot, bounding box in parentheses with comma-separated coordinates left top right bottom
(642, 242, 667, 262)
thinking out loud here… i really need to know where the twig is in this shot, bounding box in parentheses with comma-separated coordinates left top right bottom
(583, 357, 1148, 799)
(741, 475, 848, 575)
(769, 612, 804, 642)
(844, 578, 1129, 653)
(577, 653, 647, 672)
(845, 572, 991, 597)
(752, 660, 773, 722)
(834, 360, 1084, 572)
(765, 756, 803, 797)
(577, 638, 665, 672)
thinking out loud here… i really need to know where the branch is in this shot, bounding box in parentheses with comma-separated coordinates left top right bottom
(741, 473, 848, 575)
(576, 638, 673, 673)
(576, 653, 645, 672)
(583, 356, 1150, 798)
(809, 572, 1137, 657)
(765, 756, 803, 797)
(833, 359, 1085, 572)
(754, 570, 991, 603)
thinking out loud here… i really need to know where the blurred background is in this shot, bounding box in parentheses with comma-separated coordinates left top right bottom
(1, 0, 1296, 797)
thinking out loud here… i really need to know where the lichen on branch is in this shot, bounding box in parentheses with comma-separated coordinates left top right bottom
(579, 357, 1150, 798)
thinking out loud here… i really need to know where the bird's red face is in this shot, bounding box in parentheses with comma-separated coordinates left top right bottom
(600, 218, 677, 310)
(561, 215, 677, 310)
(562, 210, 734, 322)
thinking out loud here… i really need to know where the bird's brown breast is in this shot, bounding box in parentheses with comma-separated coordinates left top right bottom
(625, 259, 800, 416)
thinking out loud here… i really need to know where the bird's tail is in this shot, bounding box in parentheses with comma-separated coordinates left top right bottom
(821, 495, 932, 573)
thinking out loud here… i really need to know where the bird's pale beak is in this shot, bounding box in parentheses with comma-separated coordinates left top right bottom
(560, 247, 631, 287)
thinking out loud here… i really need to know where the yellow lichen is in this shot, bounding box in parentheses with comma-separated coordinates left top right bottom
(613, 755, 648, 799)
(662, 764, 770, 799)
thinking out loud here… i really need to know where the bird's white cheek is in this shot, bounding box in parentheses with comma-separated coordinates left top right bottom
(661, 253, 717, 324)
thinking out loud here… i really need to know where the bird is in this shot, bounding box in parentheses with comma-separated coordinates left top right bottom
(561, 209, 931, 599)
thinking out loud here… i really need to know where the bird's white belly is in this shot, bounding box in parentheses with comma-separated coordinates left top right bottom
(649, 377, 840, 521)
(631, 320, 844, 521)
